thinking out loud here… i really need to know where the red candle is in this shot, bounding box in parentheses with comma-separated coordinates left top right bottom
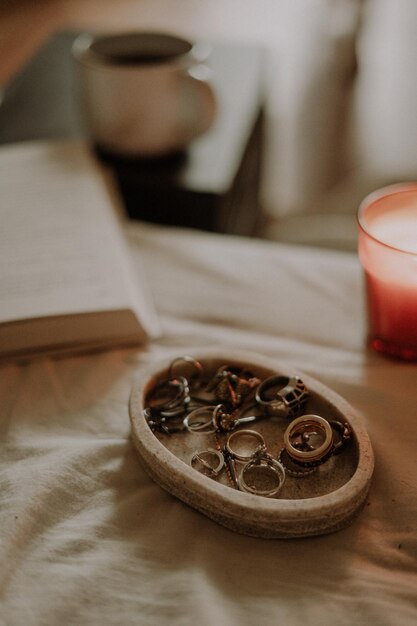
(358, 183, 417, 361)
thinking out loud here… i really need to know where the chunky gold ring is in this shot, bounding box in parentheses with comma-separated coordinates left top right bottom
(225, 429, 266, 462)
(255, 375, 309, 418)
(283, 414, 333, 465)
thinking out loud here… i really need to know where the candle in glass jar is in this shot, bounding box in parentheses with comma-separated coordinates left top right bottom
(358, 184, 417, 360)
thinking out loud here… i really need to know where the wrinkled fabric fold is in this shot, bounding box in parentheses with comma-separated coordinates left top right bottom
(1, 222, 416, 626)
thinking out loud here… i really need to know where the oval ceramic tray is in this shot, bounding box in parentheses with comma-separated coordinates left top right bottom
(129, 349, 374, 539)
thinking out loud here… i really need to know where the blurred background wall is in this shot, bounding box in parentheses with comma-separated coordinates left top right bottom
(1, 0, 417, 250)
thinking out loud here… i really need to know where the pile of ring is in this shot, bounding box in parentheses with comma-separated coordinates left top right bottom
(143, 356, 352, 498)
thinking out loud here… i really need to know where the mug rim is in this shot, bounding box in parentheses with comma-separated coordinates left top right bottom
(72, 30, 196, 70)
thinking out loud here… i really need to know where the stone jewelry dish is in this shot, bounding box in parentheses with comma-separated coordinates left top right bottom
(129, 349, 374, 539)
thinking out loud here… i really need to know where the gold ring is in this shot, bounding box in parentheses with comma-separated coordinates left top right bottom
(283, 414, 333, 465)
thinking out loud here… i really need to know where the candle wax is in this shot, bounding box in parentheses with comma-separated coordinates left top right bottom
(370, 206, 417, 253)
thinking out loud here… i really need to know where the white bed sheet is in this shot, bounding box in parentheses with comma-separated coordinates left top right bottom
(1, 222, 416, 626)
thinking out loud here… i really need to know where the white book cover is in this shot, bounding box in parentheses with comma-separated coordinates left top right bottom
(0, 139, 160, 358)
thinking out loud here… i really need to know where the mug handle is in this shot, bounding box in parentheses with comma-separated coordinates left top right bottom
(178, 64, 217, 142)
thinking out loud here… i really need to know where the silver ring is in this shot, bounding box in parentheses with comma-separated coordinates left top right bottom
(146, 375, 190, 412)
(283, 414, 333, 466)
(255, 375, 309, 418)
(328, 420, 353, 454)
(212, 404, 237, 432)
(183, 405, 218, 433)
(240, 456, 286, 497)
(225, 429, 266, 462)
(168, 356, 204, 385)
(191, 448, 224, 477)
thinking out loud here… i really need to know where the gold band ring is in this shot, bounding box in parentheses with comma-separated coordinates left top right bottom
(283, 414, 333, 465)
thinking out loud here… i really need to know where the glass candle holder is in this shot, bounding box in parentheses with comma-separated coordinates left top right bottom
(357, 183, 417, 361)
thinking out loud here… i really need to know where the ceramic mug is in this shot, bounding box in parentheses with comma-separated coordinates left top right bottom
(72, 31, 217, 157)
